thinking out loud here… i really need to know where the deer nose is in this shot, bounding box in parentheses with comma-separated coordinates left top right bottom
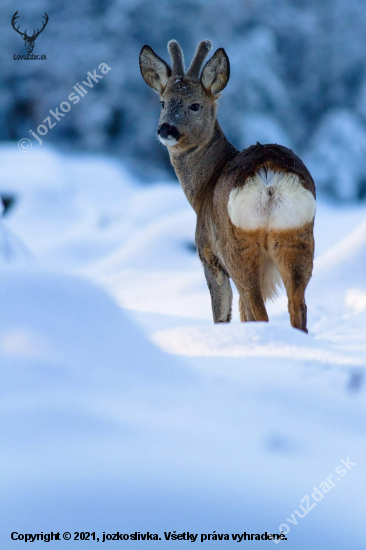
(157, 123, 180, 141)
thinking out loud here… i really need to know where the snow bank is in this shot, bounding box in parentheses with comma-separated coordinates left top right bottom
(1, 146, 366, 548)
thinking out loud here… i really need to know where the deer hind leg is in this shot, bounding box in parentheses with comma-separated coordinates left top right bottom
(239, 296, 255, 322)
(202, 249, 232, 323)
(238, 284, 269, 323)
(281, 269, 309, 332)
(268, 224, 314, 333)
(231, 240, 269, 323)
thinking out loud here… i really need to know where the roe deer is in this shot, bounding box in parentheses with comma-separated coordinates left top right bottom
(139, 40, 316, 332)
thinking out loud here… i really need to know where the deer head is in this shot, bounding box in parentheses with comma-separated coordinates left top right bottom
(12, 11, 49, 54)
(139, 40, 230, 152)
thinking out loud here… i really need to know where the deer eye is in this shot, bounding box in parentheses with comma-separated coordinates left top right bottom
(160, 101, 165, 109)
(189, 103, 200, 112)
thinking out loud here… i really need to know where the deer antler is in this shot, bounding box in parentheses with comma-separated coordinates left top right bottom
(31, 13, 49, 40)
(11, 11, 26, 39)
(185, 40, 212, 79)
(167, 40, 185, 76)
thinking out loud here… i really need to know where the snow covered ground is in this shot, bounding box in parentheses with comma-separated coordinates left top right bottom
(1, 144, 366, 548)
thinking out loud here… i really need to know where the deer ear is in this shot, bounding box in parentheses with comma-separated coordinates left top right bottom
(201, 48, 230, 96)
(139, 45, 172, 94)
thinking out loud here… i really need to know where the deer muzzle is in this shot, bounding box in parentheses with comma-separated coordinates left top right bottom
(157, 123, 181, 146)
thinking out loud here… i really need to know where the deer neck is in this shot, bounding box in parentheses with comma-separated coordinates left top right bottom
(168, 121, 239, 212)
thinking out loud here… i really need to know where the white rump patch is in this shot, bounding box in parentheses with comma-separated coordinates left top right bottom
(228, 169, 316, 231)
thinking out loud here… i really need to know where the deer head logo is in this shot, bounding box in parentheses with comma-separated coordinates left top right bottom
(12, 11, 49, 54)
